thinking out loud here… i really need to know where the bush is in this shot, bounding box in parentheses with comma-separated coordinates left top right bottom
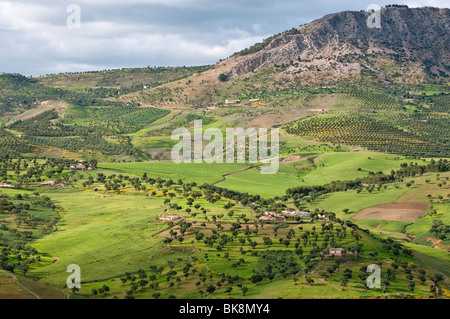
(218, 74, 227, 82)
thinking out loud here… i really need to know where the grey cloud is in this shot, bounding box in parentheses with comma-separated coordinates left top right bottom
(0, 0, 446, 75)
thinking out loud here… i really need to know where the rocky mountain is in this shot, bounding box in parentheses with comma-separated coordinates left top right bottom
(118, 6, 449, 108)
(224, 6, 449, 81)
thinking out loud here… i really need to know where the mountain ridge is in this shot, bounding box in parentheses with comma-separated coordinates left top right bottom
(224, 6, 449, 80)
(116, 6, 449, 109)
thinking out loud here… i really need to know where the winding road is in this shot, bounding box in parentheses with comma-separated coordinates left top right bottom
(210, 154, 320, 186)
(211, 164, 263, 186)
(0, 270, 41, 299)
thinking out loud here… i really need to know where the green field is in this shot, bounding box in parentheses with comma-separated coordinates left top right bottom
(30, 190, 168, 285)
(308, 187, 409, 218)
(13, 158, 444, 299)
(0, 142, 447, 300)
(99, 162, 251, 185)
(196, 152, 422, 197)
(29, 185, 438, 298)
(97, 152, 422, 198)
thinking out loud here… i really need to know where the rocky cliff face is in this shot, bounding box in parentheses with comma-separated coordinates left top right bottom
(124, 7, 449, 108)
(225, 7, 449, 80)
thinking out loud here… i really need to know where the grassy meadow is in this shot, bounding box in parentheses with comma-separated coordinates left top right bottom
(12, 156, 445, 299)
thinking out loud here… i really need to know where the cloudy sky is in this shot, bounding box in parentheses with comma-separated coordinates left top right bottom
(0, 0, 447, 76)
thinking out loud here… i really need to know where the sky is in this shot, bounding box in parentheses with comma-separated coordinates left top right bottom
(0, 0, 448, 76)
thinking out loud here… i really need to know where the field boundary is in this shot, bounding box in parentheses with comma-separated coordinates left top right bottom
(0, 270, 41, 299)
(211, 164, 263, 186)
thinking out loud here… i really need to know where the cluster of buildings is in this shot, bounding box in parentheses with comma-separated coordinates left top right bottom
(281, 210, 311, 217)
(0, 182, 15, 189)
(70, 162, 95, 171)
(225, 99, 240, 105)
(321, 248, 355, 257)
(259, 210, 311, 222)
(159, 214, 181, 222)
(259, 214, 286, 222)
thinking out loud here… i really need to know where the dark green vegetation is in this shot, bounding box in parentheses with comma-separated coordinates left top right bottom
(0, 66, 210, 116)
(0, 192, 58, 275)
(62, 106, 169, 134)
(0, 73, 126, 116)
(0, 72, 178, 158)
(0, 66, 208, 158)
(286, 94, 450, 158)
(285, 160, 449, 201)
(39, 66, 211, 92)
(0, 154, 447, 299)
(0, 156, 75, 277)
(6, 106, 169, 158)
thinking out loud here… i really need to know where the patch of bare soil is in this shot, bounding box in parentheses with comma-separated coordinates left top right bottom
(247, 109, 308, 128)
(354, 202, 428, 222)
(425, 238, 450, 251)
(7, 100, 69, 125)
(281, 154, 319, 163)
(281, 156, 303, 163)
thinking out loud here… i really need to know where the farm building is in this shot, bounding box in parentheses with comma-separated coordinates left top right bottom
(0, 182, 14, 189)
(225, 99, 240, 104)
(159, 214, 181, 221)
(282, 210, 311, 217)
(70, 163, 94, 171)
(39, 181, 57, 187)
(328, 248, 345, 256)
(321, 248, 354, 257)
(259, 215, 286, 222)
(70, 163, 86, 170)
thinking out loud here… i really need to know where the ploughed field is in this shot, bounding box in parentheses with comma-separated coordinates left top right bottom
(354, 202, 429, 222)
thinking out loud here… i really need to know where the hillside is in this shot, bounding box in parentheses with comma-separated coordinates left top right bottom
(108, 6, 450, 159)
(0, 66, 210, 116)
(0, 5, 449, 301)
(227, 6, 449, 80)
(0, 6, 449, 160)
(122, 6, 449, 108)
